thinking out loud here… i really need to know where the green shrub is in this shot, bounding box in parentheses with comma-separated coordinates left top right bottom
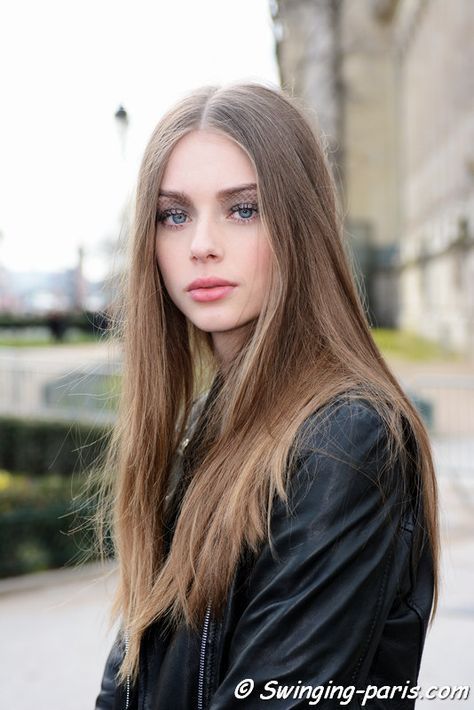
(0, 470, 107, 578)
(0, 416, 111, 476)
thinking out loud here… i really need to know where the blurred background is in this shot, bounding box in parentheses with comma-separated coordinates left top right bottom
(0, 1, 472, 707)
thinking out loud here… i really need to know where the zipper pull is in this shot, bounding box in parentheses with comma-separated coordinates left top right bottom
(197, 605, 212, 710)
(123, 629, 131, 710)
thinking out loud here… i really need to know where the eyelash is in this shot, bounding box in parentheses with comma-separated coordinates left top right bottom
(156, 202, 259, 230)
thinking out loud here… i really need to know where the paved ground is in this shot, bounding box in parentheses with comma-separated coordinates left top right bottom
(417, 478, 474, 707)
(0, 562, 119, 710)
(0, 476, 472, 710)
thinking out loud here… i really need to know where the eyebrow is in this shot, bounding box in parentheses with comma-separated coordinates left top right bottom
(158, 182, 258, 205)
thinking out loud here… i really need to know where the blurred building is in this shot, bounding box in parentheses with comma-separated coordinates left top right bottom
(0, 267, 106, 315)
(0, 267, 21, 311)
(0, 246, 107, 315)
(273, 0, 474, 356)
(394, 0, 474, 355)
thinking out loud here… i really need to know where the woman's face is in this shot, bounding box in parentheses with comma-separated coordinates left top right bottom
(155, 129, 273, 365)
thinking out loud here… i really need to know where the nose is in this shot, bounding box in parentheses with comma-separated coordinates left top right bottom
(189, 210, 223, 262)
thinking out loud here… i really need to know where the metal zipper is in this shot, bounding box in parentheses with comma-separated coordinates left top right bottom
(124, 630, 131, 710)
(197, 605, 212, 710)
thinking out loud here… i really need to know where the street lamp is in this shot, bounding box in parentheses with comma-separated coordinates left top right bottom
(114, 104, 129, 158)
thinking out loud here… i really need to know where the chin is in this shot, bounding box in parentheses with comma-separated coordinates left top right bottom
(186, 312, 240, 333)
(193, 321, 240, 334)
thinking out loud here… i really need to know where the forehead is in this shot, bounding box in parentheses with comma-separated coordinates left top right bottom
(160, 129, 257, 193)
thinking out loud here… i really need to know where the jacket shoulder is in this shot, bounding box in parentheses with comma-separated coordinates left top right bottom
(282, 395, 406, 530)
(294, 395, 391, 471)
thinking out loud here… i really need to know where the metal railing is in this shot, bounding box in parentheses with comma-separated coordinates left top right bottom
(1, 354, 473, 479)
(0, 353, 121, 425)
(400, 375, 474, 484)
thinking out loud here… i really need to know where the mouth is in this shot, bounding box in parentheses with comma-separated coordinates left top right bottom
(186, 276, 237, 302)
(186, 276, 237, 291)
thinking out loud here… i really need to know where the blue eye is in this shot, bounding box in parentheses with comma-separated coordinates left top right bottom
(157, 208, 188, 228)
(230, 203, 259, 223)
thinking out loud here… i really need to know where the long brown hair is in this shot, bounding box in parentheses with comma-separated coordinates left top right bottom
(92, 81, 439, 685)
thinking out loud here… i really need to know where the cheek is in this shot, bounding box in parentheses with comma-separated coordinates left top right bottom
(155, 244, 176, 300)
(155, 238, 174, 280)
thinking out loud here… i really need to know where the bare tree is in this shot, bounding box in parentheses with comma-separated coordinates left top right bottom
(271, 0, 345, 195)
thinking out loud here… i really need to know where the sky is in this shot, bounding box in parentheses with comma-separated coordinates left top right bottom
(0, 0, 279, 281)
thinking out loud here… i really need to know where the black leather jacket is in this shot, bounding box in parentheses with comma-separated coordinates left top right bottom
(95, 392, 434, 709)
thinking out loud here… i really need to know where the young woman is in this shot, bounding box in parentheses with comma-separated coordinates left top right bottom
(94, 81, 438, 709)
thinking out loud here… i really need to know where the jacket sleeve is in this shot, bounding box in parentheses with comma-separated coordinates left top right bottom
(94, 628, 124, 710)
(209, 401, 411, 709)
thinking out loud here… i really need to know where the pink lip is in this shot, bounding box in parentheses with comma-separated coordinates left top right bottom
(186, 276, 237, 291)
(188, 285, 236, 302)
(186, 276, 237, 303)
